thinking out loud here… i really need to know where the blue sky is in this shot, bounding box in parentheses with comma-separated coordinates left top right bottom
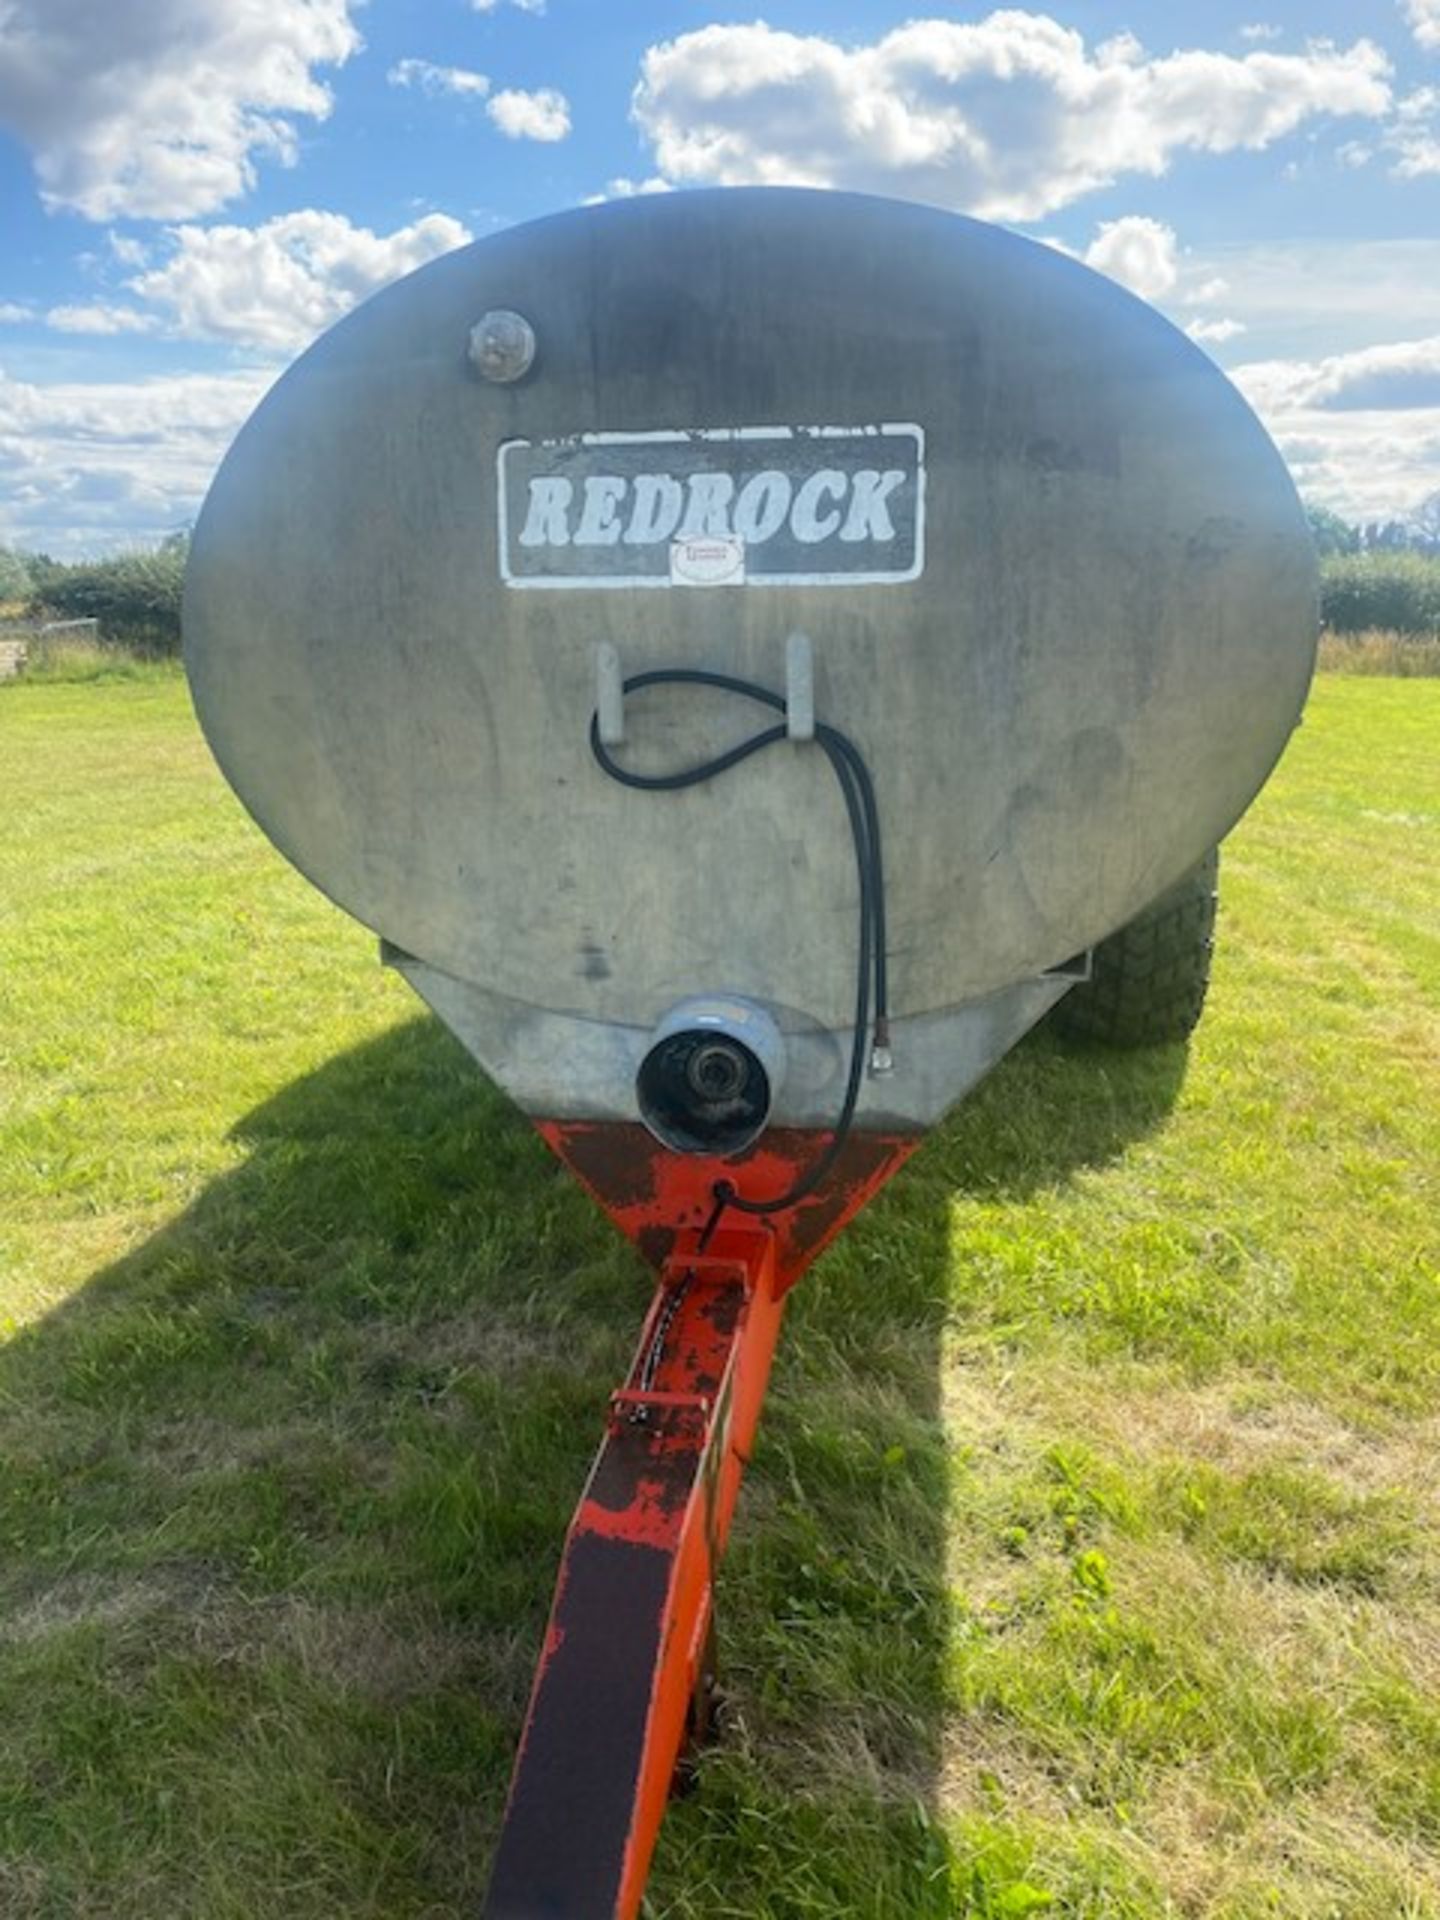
(2, 0, 1439, 554)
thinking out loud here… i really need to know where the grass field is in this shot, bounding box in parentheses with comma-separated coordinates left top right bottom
(2, 668, 1437, 1919)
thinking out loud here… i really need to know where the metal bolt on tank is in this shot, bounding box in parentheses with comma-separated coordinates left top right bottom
(184, 187, 1317, 1918)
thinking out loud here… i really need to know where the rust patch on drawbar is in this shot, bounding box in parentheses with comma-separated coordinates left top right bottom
(535, 1121, 920, 1292)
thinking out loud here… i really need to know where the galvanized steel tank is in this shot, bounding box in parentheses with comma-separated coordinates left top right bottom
(184, 188, 1317, 1134)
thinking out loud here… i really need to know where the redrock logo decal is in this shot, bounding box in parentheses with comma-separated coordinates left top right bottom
(497, 425, 925, 590)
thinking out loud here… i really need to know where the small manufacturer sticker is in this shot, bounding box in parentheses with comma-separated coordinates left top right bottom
(670, 534, 746, 588)
(496, 424, 925, 591)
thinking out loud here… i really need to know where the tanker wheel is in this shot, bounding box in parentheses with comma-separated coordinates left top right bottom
(1053, 848, 1220, 1049)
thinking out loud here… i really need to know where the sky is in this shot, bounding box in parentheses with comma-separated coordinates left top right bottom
(2, 0, 1439, 557)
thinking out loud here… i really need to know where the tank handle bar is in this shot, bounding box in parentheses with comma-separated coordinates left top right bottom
(597, 635, 812, 747)
(785, 630, 814, 742)
(595, 641, 625, 746)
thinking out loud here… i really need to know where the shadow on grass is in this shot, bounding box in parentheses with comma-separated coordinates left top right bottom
(0, 1014, 1188, 1919)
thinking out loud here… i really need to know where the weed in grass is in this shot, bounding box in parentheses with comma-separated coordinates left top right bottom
(3, 639, 183, 686)
(1317, 630, 1440, 676)
(1159, 1459, 1419, 1595)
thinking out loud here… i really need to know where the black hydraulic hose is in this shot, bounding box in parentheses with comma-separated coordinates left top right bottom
(716, 738, 873, 1215)
(589, 666, 888, 1220)
(821, 724, 888, 1045)
(591, 670, 888, 1035)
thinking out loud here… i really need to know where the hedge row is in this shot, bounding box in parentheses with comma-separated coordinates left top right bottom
(25, 543, 186, 655)
(1320, 551, 1440, 635)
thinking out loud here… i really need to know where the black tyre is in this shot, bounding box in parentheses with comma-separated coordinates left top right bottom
(1053, 848, 1220, 1049)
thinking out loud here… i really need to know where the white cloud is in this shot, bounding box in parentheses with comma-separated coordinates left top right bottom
(1171, 239, 1440, 363)
(0, 304, 32, 324)
(1239, 24, 1283, 44)
(1392, 136, 1440, 176)
(470, 0, 545, 11)
(631, 17, 1392, 220)
(107, 233, 149, 268)
(0, 367, 274, 556)
(388, 58, 490, 99)
(1245, 408, 1440, 524)
(1186, 316, 1248, 344)
(1083, 215, 1178, 298)
(46, 303, 155, 335)
(129, 209, 471, 352)
(0, 0, 361, 222)
(1227, 333, 1440, 520)
(487, 87, 570, 141)
(1386, 88, 1440, 176)
(1403, 1, 1440, 52)
(1077, 221, 1249, 328)
(583, 175, 672, 204)
(1236, 335, 1440, 414)
(1229, 335, 1440, 520)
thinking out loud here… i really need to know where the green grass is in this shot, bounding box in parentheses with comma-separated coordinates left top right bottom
(1, 672, 1437, 1918)
(11, 636, 180, 686)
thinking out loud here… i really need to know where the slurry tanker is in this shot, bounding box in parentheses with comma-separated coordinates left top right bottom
(185, 188, 1317, 1919)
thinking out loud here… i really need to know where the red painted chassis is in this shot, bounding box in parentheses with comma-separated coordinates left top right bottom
(482, 1125, 917, 1918)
